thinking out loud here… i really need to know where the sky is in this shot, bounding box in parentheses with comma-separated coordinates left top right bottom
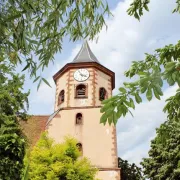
(21, 0, 180, 165)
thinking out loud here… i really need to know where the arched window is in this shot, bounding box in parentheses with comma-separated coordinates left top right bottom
(58, 90, 65, 105)
(76, 113, 83, 125)
(99, 87, 107, 101)
(76, 143, 83, 153)
(76, 84, 86, 98)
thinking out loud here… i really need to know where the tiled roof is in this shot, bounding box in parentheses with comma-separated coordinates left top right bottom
(72, 41, 100, 63)
(20, 115, 49, 147)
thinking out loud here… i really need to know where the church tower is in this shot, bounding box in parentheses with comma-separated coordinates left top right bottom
(46, 41, 120, 180)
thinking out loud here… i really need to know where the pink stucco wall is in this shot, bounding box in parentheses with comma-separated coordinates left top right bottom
(48, 66, 120, 179)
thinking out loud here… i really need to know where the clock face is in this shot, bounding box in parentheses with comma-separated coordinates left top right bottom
(74, 69, 90, 82)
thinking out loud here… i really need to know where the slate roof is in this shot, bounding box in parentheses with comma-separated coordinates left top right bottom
(72, 41, 100, 63)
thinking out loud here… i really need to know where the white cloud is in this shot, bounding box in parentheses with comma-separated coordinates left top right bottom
(27, 0, 180, 165)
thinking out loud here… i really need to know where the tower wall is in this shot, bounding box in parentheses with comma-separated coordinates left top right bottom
(47, 108, 120, 180)
(49, 62, 120, 179)
(54, 67, 112, 110)
(47, 108, 116, 167)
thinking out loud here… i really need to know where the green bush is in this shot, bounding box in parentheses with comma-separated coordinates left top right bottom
(29, 132, 98, 180)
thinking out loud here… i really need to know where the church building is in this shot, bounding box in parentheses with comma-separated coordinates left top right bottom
(22, 41, 120, 180)
(46, 41, 120, 180)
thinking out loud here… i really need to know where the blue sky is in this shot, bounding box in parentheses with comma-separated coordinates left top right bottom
(20, 0, 180, 164)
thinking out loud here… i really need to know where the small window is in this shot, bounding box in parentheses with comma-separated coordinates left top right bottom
(58, 90, 65, 105)
(76, 113, 83, 125)
(76, 143, 83, 152)
(99, 87, 107, 101)
(76, 84, 86, 98)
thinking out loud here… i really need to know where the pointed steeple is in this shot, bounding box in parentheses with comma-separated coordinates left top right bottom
(72, 41, 100, 63)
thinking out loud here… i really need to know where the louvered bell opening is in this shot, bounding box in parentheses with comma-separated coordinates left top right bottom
(75, 84, 87, 98)
(77, 89, 85, 96)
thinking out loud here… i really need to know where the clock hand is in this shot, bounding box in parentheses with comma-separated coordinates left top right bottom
(78, 71, 87, 78)
(78, 70, 83, 76)
(77, 70, 88, 78)
(81, 74, 87, 77)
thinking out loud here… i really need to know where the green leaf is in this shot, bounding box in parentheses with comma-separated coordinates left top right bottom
(128, 109, 134, 117)
(117, 104, 122, 111)
(116, 110, 122, 119)
(141, 86, 148, 93)
(130, 98, 135, 109)
(52, 0, 56, 5)
(167, 77, 175, 86)
(138, 72, 147, 77)
(123, 82, 131, 88)
(139, 76, 149, 83)
(108, 115, 113, 125)
(11, 139, 15, 143)
(101, 98, 112, 104)
(121, 105, 128, 117)
(155, 85, 163, 96)
(101, 95, 118, 104)
(158, 78, 163, 87)
(113, 112, 118, 125)
(33, 76, 40, 83)
(100, 107, 114, 125)
(153, 87, 161, 100)
(124, 100, 130, 107)
(146, 87, 152, 101)
(22, 63, 30, 72)
(106, 108, 114, 117)
(119, 87, 127, 94)
(42, 78, 52, 87)
(144, 4, 149, 11)
(172, 72, 177, 81)
(37, 79, 42, 90)
(135, 93, 142, 104)
(134, 12, 140, 20)
(100, 102, 113, 113)
(100, 113, 108, 125)
(165, 62, 176, 70)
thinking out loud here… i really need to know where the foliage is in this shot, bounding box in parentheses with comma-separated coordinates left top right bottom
(22, 151, 30, 180)
(127, 0, 150, 20)
(100, 1, 180, 125)
(0, 0, 111, 88)
(29, 132, 98, 180)
(141, 120, 180, 179)
(0, 61, 29, 180)
(127, 0, 180, 20)
(118, 157, 145, 180)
